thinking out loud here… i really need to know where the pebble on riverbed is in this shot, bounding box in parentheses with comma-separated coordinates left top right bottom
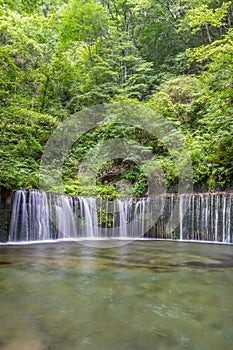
(1, 338, 50, 350)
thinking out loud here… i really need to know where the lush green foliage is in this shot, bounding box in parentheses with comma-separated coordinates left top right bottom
(0, 0, 233, 195)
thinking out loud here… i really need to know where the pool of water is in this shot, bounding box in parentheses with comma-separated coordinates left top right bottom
(0, 241, 232, 350)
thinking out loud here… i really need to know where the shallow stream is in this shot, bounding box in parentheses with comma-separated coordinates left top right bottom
(0, 241, 232, 350)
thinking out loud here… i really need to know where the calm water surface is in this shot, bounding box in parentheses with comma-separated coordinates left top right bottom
(0, 241, 232, 350)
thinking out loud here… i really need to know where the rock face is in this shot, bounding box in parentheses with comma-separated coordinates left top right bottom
(0, 187, 13, 242)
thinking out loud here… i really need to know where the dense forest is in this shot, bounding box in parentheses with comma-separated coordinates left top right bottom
(1, 0, 233, 197)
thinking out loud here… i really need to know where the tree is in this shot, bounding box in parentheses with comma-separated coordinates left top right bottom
(1, 0, 233, 193)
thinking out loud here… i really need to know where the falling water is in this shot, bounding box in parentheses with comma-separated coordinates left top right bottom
(5, 190, 233, 243)
(9, 190, 28, 241)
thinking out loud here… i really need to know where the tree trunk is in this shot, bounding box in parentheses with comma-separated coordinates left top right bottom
(205, 23, 212, 44)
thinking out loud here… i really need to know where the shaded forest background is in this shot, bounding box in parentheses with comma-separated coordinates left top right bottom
(1, 0, 233, 197)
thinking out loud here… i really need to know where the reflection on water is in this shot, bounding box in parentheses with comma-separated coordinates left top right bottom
(0, 241, 232, 350)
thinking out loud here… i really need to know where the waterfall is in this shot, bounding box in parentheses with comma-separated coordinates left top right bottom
(6, 189, 233, 243)
(9, 190, 51, 241)
(9, 190, 29, 241)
